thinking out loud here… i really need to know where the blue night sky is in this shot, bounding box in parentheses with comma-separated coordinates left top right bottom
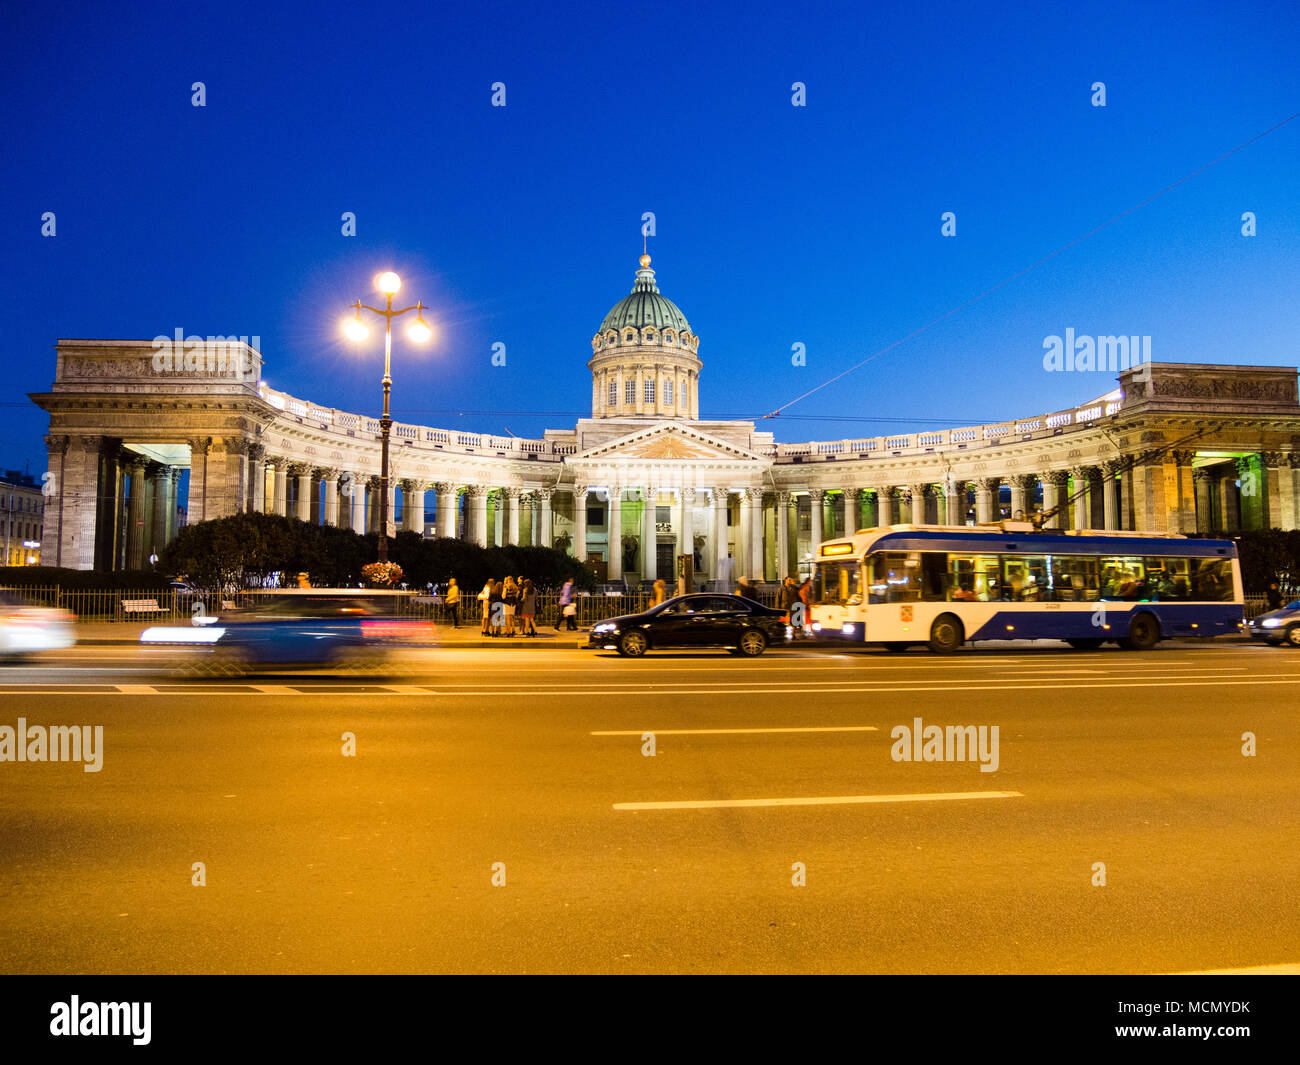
(3, 0, 1298, 473)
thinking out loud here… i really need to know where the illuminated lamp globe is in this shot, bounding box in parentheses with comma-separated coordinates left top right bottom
(375, 271, 402, 295)
(343, 317, 369, 342)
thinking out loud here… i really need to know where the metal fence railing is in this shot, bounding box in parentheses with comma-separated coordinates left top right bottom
(1, 586, 786, 627)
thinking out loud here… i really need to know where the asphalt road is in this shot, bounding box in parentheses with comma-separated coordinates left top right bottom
(1, 640, 1297, 974)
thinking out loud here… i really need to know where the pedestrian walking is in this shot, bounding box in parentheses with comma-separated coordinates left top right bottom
(520, 579, 538, 635)
(652, 578, 667, 605)
(445, 578, 461, 628)
(1267, 580, 1283, 611)
(558, 577, 577, 631)
(478, 579, 492, 635)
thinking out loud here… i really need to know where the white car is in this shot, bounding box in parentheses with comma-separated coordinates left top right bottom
(0, 592, 77, 659)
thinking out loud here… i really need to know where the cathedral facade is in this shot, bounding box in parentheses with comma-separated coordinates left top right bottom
(30, 254, 1300, 581)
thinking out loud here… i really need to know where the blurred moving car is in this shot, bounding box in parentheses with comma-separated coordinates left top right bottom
(587, 593, 787, 657)
(141, 590, 433, 675)
(0, 591, 76, 660)
(1247, 600, 1300, 646)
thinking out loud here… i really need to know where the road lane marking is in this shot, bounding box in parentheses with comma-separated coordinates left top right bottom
(591, 725, 880, 736)
(613, 790, 1023, 811)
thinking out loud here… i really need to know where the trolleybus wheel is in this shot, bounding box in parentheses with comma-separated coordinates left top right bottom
(1119, 612, 1161, 651)
(928, 614, 964, 654)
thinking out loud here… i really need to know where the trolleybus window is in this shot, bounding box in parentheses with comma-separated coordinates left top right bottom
(814, 559, 862, 606)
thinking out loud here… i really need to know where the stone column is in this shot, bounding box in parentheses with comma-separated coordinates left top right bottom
(1069, 467, 1091, 529)
(1041, 471, 1066, 530)
(908, 483, 930, 525)
(1009, 474, 1033, 521)
(166, 468, 181, 545)
(1193, 468, 1213, 534)
(322, 469, 340, 526)
(808, 488, 824, 548)
(149, 463, 170, 557)
(1170, 450, 1197, 534)
(607, 486, 623, 580)
(880, 487, 899, 526)
(975, 477, 999, 525)
(127, 455, 147, 568)
(1280, 456, 1300, 532)
(641, 486, 658, 582)
(467, 485, 488, 547)
(345, 475, 366, 534)
(538, 488, 554, 549)
(775, 491, 791, 579)
(272, 460, 288, 517)
(1130, 451, 1170, 532)
(677, 487, 695, 586)
(188, 437, 212, 527)
(1261, 452, 1284, 531)
(1218, 467, 1240, 532)
(747, 488, 765, 580)
(249, 445, 266, 513)
(400, 480, 421, 533)
(292, 465, 312, 522)
(1101, 462, 1120, 531)
(573, 486, 589, 560)
(433, 482, 455, 538)
(505, 487, 521, 545)
(842, 488, 858, 536)
(712, 488, 728, 581)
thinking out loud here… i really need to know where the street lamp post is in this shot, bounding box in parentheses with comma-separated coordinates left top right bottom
(343, 272, 433, 563)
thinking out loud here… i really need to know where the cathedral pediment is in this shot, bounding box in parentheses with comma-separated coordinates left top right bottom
(572, 422, 771, 466)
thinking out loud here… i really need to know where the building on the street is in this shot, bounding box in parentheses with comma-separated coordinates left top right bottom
(1, 470, 46, 566)
(29, 253, 1300, 579)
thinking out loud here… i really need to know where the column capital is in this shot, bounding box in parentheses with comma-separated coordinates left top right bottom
(504, 485, 524, 499)
(976, 476, 999, 491)
(536, 487, 554, 503)
(1010, 473, 1037, 491)
(466, 484, 489, 500)
(743, 487, 764, 503)
(1100, 459, 1124, 477)
(247, 443, 266, 462)
(1289, 453, 1300, 470)
(712, 487, 730, 505)
(841, 486, 859, 502)
(808, 487, 825, 502)
(322, 467, 341, 481)
(1260, 451, 1285, 468)
(680, 486, 696, 504)
(1044, 469, 1070, 488)
(776, 489, 792, 505)
(44, 434, 70, 456)
(188, 436, 213, 456)
(570, 484, 588, 500)
(1170, 449, 1198, 466)
(287, 462, 311, 476)
(433, 481, 453, 494)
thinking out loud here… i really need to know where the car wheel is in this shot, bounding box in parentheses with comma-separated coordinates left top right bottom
(1284, 625, 1300, 648)
(1119, 612, 1160, 651)
(928, 614, 964, 654)
(1065, 638, 1105, 650)
(334, 646, 388, 674)
(738, 629, 768, 657)
(618, 631, 648, 657)
(882, 642, 910, 653)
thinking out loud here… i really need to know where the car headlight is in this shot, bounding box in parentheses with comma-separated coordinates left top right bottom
(593, 623, 616, 633)
(1261, 618, 1281, 628)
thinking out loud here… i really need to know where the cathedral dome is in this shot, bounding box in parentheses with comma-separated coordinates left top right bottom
(588, 253, 702, 421)
(598, 254, 693, 335)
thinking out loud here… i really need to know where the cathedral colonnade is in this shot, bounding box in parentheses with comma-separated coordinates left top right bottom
(30, 319, 1300, 578)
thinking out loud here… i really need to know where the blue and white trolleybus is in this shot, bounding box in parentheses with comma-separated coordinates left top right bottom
(809, 524, 1243, 652)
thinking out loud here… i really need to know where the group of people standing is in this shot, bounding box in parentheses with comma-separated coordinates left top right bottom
(776, 575, 814, 635)
(434, 576, 579, 635)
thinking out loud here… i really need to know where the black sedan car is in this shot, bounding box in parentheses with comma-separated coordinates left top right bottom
(1247, 600, 1300, 646)
(588, 593, 787, 657)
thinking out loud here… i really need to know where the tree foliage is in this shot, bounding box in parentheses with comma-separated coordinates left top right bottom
(159, 514, 596, 591)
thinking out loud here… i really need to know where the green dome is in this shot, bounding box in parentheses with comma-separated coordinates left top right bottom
(598, 256, 693, 335)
